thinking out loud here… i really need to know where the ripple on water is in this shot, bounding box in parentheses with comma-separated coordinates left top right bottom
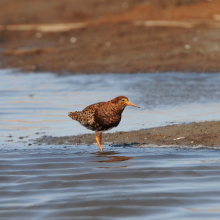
(1, 69, 220, 219)
(0, 147, 220, 219)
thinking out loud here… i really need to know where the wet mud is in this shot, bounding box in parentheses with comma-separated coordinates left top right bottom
(35, 120, 220, 148)
(1, 0, 220, 73)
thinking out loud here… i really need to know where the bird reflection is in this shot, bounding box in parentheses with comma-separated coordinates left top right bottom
(91, 150, 133, 166)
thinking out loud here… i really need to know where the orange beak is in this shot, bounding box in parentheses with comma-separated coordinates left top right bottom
(127, 101, 140, 108)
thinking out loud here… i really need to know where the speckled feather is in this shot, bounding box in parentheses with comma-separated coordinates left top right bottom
(68, 96, 127, 132)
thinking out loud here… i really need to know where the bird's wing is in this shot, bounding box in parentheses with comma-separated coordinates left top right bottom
(81, 102, 106, 125)
(82, 102, 105, 114)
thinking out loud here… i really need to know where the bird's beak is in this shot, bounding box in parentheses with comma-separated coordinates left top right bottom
(127, 101, 140, 108)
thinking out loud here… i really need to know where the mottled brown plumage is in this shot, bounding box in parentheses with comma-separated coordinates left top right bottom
(68, 96, 140, 151)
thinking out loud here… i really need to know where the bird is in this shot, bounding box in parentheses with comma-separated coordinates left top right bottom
(68, 96, 140, 151)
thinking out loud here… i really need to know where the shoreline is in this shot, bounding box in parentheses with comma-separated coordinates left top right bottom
(35, 120, 220, 148)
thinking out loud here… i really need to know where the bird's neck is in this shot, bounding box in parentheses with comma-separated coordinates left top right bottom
(114, 104, 125, 115)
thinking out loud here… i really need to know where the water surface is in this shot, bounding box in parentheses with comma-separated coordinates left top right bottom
(0, 145, 220, 219)
(1, 69, 220, 219)
(1, 69, 220, 142)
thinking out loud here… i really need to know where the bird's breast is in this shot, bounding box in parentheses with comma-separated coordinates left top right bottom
(95, 104, 123, 128)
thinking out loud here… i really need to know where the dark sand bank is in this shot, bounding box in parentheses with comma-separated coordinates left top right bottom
(35, 120, 220, 148)
(1, 0, 220, 73)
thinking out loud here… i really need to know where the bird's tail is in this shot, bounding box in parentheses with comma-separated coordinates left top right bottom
(68, 111, 79, 120)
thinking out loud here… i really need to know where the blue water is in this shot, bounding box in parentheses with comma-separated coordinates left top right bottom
(0, 145, 220, 220)
(1, 69, 220, 220)
(1, 69, 220, 142)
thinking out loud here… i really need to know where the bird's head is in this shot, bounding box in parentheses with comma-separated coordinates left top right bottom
(112, 96, 140, 109)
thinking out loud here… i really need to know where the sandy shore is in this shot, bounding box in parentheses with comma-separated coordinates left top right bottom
(1, 0, 220, 73)
(35, 121, 220, 148)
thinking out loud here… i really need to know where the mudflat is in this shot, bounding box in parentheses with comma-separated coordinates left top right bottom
(1, 0, 220, 73)
(35, 121, 220, 148)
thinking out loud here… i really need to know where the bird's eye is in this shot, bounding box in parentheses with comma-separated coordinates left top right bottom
(122, 99, 125, 102)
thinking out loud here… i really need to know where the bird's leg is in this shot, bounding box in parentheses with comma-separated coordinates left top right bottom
(95, 131, 102, 151)
(99, 132, 102, 146)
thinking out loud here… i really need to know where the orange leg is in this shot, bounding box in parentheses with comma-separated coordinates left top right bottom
(95, 131, 102, 151)
(99, 132, 102, 146)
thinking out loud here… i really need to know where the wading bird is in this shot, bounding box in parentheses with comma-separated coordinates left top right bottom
(68, 96, 140, 151)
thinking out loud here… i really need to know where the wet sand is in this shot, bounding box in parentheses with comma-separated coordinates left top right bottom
(35, 120, 220, 148)
(1, 0, 220, 73)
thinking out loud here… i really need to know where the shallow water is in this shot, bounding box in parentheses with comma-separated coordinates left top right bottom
(1, 69, 220, 219)
(1, 69, 220, 141)
(0, 145, 220, 220)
